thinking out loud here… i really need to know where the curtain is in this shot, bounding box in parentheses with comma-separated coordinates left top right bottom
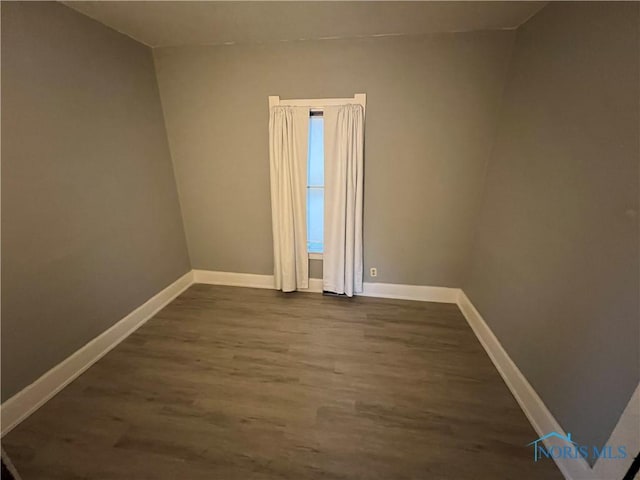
(323, 104, 365, 297)
(269, 106, 309, 292)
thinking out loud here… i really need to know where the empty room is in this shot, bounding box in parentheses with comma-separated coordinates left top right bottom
(1, 1, 638, 479)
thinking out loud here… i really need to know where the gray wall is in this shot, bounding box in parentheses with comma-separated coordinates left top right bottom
(464, 2, 639, 454)
(153, 31, 515, 286)
(1, 2, 190, 401)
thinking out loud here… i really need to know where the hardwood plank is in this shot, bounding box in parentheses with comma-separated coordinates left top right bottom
(2, 284, 563, 479)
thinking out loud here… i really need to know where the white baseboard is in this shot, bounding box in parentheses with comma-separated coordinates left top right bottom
(0, 271, 194, 437)
(306, 278, 324, 293)
(361, 281, 459, 303)
(192, 270, 274, 289)
(593, 383, 639, 480)
(193, 269, 459, 304)
(191, 270, 328, 293)
(457, 291, 600, 480)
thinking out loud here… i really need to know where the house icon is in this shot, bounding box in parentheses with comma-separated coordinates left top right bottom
(527, 432, 576, 462)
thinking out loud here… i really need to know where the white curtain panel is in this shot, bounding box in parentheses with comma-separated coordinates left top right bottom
(269, 106, 309, 292)
(323, 104, 365, 297)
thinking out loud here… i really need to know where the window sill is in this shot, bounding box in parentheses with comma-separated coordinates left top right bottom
(308, 253, 323, 260)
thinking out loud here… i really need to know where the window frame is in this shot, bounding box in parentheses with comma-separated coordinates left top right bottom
(268, 94, 366, 260)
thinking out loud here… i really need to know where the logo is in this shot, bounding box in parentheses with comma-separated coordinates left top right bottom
(527, 432, 628, 463)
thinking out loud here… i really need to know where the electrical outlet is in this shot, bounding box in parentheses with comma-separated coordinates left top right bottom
(370, 267, 377, 277)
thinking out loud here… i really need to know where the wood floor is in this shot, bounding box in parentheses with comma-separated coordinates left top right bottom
(2, 284, 563, 479)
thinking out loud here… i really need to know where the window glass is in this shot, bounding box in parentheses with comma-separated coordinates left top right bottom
(307, 116, 323, 253)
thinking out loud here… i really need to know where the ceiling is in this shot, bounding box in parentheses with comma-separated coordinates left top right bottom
(63, 1, 547, 48)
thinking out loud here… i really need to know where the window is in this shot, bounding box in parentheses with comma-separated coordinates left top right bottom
(269, 93, 365, 259)
(307, 113, 324, 254)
